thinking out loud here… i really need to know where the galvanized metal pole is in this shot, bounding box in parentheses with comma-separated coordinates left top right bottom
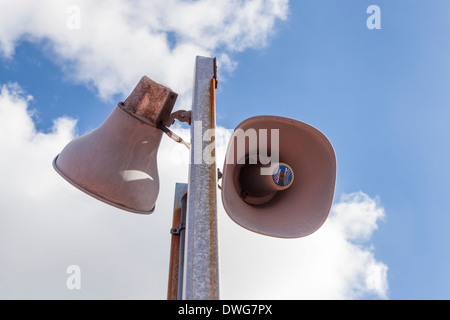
(182, 56, 220, 300)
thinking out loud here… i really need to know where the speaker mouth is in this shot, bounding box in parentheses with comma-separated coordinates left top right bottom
(53, 155, 156, 215)
(221, 115, 337, 238)
(236, 157, 294, 206)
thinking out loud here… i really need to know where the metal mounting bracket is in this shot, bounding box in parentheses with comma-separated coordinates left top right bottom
(167, 110, 192, 127)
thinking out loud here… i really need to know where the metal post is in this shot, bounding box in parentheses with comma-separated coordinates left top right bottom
(177, 193, 187, 300)
(182, 56, 220, 300)
(167, 183, 188, 300)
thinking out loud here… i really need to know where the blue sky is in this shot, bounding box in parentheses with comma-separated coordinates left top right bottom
(0, 0, 449, 300)
(219, 1, 450, 299)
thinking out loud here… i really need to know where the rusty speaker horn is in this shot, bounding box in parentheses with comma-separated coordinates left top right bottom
(221, 116, 336, 238)
(53, 76, 178, 214)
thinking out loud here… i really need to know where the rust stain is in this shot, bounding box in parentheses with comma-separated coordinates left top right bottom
(121, 76, 178, 127)
(208, 76, 219, 298)
(167, 207, 181, 300)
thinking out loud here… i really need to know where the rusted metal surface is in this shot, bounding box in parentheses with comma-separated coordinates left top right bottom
(53, 76, 179, 214)
(120, 76, 178, 127)
(167, 183, 188, 300)
(159, 110, 192, 149)
(183, 56, 220, 300)
(166, 110, 192, 127)
(158, 124, 191, 150)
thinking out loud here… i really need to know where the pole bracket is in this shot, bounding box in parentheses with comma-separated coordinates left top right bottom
(166, 110, 192, 127)
(158, 110, 192, 150)
(170, 225, 185, 236)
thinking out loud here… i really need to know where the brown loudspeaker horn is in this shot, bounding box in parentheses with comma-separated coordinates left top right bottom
(221, 116, 336, 238)
(53, 76, 178, 214)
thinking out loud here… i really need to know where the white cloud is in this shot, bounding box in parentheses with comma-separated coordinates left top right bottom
(0, 85, 388, 299)
(218, 192, 389, 300)
(0, 0, 289, 103)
